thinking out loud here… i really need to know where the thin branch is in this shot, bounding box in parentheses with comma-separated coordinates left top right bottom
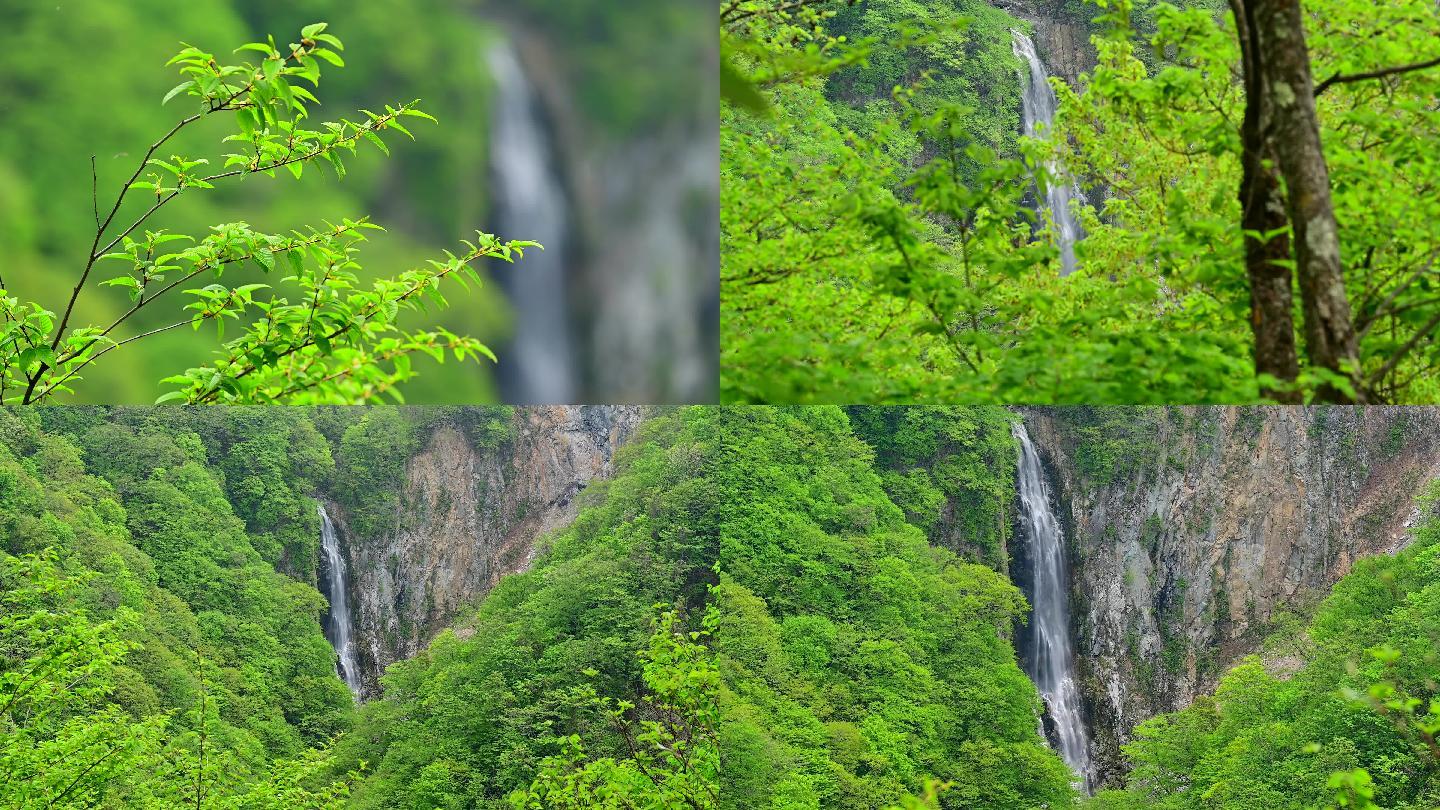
(92, 109, 401, 265)
(29, 320, 191, 402)
(45, 739, 125, 808)
(1355, 253, 1439, 339)
(90, 156, 100, 230)
(1367, 309, 1440, 386)
(50, 111, 205, 354)
(1315, 55, 1440, 95)
(54, 225, 359, 374)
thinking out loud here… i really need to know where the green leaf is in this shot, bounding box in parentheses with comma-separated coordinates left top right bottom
(311, 48, 344, 68)
(162, 81, 193, 106)
(362, 131, 389, 156)
(388, 120, 414, 140)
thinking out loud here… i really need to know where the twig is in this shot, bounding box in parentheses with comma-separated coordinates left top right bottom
(1367, 309, 1440, 386)
(50, 112, 204, 354)
(90, 155, 99, 230)
(1316, 55, 1440, 95)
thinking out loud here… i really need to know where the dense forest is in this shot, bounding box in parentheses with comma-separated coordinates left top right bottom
(4, 406, 1437, 807)
(721, 0, 1440, 404)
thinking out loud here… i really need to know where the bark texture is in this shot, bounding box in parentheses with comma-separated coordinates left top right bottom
(1250, 0, 1363, 402)
(1228, 0, 1364, 402)
(1232, 0, 1302, 400)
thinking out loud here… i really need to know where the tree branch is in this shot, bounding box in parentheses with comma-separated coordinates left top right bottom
(1315, 55, 1440, 95)
(1367, 308, 1440, 387)
(49, 112, 205, 354)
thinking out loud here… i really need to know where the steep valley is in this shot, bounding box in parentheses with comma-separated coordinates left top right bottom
(5, 405, 1438, 807)
(294, 404, 1440, 787)
(1018, 407, 1440, 785)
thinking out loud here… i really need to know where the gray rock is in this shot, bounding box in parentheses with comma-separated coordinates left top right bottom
(323, 405, 645, 697)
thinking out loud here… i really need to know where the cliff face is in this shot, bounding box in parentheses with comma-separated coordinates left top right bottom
(996, 0, 1097, 87)
(1019, 407, 1440, 785)
(325, 405, 644, 696)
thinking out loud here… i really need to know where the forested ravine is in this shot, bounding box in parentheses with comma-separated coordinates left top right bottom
(7, 407, 1440, 806)
(316, 404, 643, 696)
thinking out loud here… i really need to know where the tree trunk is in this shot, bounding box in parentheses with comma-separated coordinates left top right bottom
(1230, 0, 1302, 402)
(1251, 0, 1363, 403)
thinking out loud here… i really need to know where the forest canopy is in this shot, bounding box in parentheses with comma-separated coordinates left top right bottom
(721, 0, 1440, 404)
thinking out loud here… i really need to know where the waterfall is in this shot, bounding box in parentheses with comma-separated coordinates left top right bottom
(1011, 30, 1082, 277)
(1012, 422, 1093, 791)
(317, 503, 362, 697)
(484, 40, 577, 404)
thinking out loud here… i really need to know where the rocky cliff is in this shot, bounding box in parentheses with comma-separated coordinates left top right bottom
(995, 0, 1097, 87)
(324, 405, 645, 697)
(1017, 407, 1440, 786)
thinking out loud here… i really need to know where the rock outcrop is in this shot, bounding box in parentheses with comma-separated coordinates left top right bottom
(996, 0, 1097, 88)
(325, 405, 645, 697)
(1018, 407, 1440, 786)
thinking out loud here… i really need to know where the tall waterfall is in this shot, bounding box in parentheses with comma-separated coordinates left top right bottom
(1011, 30, 1082, 277)
(317, 503, 362, 697)
(485, 41, 577, 404)
(1013, 422, 1093, 790)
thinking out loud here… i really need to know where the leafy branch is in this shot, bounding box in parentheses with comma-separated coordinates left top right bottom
(0, 22, 533, 404)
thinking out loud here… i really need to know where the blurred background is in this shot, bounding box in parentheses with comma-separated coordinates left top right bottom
(0, 0, 717, 403)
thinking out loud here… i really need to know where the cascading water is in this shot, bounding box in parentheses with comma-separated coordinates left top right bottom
(317, 503, 362, 697)
(484, 41, 577, 404)
(1012, 422, 1093, 791)
(1011, 30, 1082, 277)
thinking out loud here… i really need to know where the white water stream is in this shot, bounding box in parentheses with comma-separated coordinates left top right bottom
(318, 503, 362, 697)
(1013, 422, 1093, 790)
(485, 41, 577, 403)
(1012, 30, 1082, 277)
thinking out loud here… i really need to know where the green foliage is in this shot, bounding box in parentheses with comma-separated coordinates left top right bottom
(317, 406, 1076, 808)
(722, 0, 1440, 403)
(329, 409, 720, 808)
(0, 23, 534, 405)
(0, 550, 358, 809)
(711, 407, 1074, 808)
(0, 408, 356, 806)
(331, 407, 423, 539)
(847, 406, 1017, 567)
(0, 553, 166, 807)
(1059, 407, 1166, 487)
(509, 607, 720, 809)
